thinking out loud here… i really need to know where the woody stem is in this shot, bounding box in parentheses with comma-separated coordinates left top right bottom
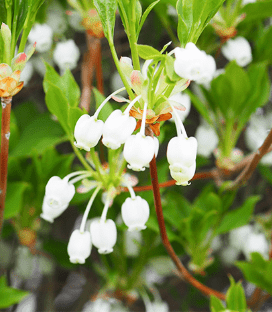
(0, 96, 12, 234)
(149, 155, 225, 300)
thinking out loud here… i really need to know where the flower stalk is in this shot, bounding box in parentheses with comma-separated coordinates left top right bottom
(0, 96, 12, 233)
(149, 153, 225, 300)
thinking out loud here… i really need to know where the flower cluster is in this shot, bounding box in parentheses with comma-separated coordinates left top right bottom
(40, 43, 212, 263)
(40, 170, 150, 263)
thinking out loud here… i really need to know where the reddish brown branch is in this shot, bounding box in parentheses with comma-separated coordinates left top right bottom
(149, 155, 226, 301)
(95, 39, 104, 95)
(227, 128, 272, 190)
(80, 33, 102, 111)
(0, 96, 12, 233)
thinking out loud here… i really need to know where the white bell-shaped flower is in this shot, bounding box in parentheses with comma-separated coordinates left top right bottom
(41, 176, 75, 222)
(44, 176, 75, 208)
(74, 114, 104, 151)
(222, 37, 252, 67)
(243, 232, 269, 261)
(90, 219, 117, 254)
(169, 162, 196, 186)
(195, 123, 218, 158)
(40, 197, 68, 223)
(167, 135, 197, 168)
(102, 110, 136, 149)
(121, 196, 150, 231)
(28, 23, 53, 53)
(124, 133, 156, 171)
(229, 225, 253, 252)
(53, 39, 80, 71)
(67, 230, 92, 264)
(174, 43, 216, 84)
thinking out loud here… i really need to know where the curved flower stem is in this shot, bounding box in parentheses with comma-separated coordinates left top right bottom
(108, 38, 134, 99)
(0, 96, 12, 234)
(71, 141, 94, 173)
(95, 39, 104, 95)
(149, 155, 225, 300)
(80, 185, 101, 233)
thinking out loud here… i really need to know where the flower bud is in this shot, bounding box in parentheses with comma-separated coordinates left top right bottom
(90, 219, 117, 254)
(167, 135, 197, 168)
(121, 196, 150, 231)
(124, 133, 156, 171)
(53, 39, 80, 71)
(222, 37, 252, 67)
(67, 230, 92, 264)
(28, 24, 53, 53)
(74, 115, 104, 151)
(169, 162, 196, 186)
(102, 110, 136, 149)
(174, 43, 216, 84)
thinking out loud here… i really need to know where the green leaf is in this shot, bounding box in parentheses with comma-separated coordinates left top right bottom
(137, 44, 162, 60)
(216, 195, 260, 234)
(210, 295, 225, 312)
(259, 165, 272, 185)
(177, 0, 224, 46)
(165, 55, 181, 82)
(0, 276, 29, 309)
(137, 0, 160, 38)
(4, 182, 31, 219)
(254, 26, 272, 63)
(44, 63, 80, 107)
(241, 1, 272, 22)
(185, 89, 213, 126)
(10, 113, 66, 157)
(224, 62, 250, 116)
(62, 69, 81, 107)
(45, 84, 70, 136)
(93, 87, 113, 122)
(226, 276, 247, 312)
(93, 0, 117, 41)
(13, 101, 39, 132)
(236, 253, 272, 295)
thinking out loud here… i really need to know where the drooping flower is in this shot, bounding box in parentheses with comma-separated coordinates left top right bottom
(121, 196, 150, 231)
(40, 176, 75, 223)
(74, 114, 104, 151)
(102, 109, 136, 149)
(195, 123, 218, 157)
(53, 39, 80, 72)
(28, 23, 53, 53)
(67, 229, 92, 264)
(174, 43, 216, 84)
(90, 219, 117, 254)
(222, 36, 252, 67)
(167, 134, 197, 186)
(243, 232, 269, 261)
(124, 133, 156, 171)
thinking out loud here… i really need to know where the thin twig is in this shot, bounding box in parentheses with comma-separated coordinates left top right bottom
(122, 145, 272, 194)
(227, 128, 272, 190)
(149, 155, 225, 300)
(0, 96, 12, 233)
